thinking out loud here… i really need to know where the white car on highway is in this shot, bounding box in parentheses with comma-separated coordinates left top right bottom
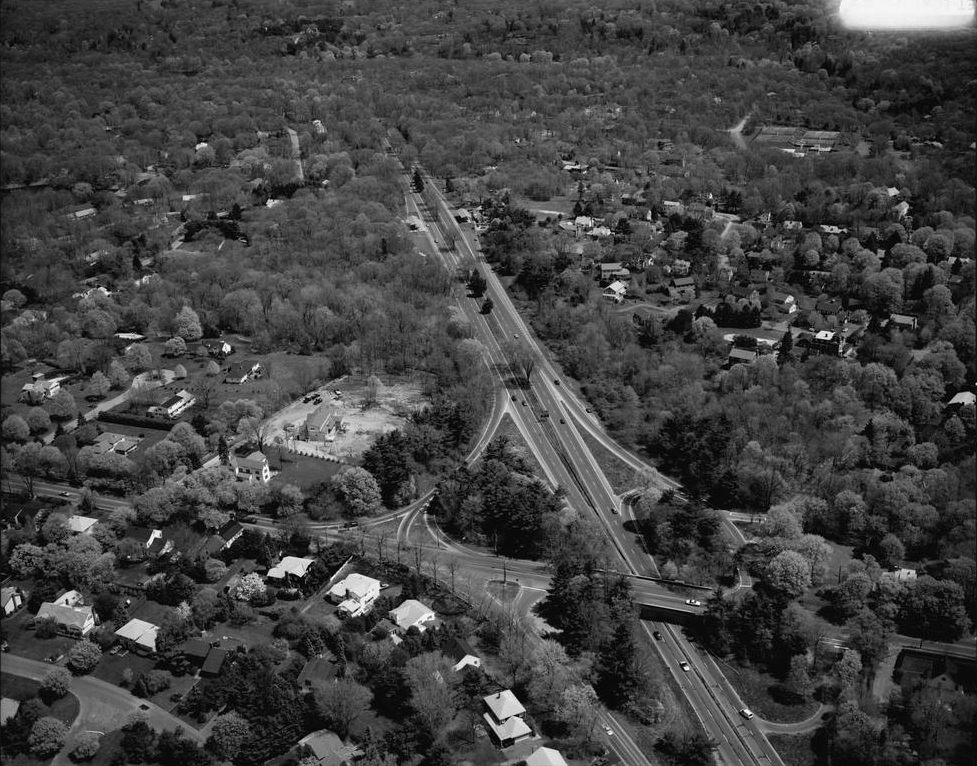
(685, 598, 702, 607)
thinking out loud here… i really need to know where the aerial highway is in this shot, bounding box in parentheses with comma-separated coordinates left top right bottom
(409, 170, 788, 766)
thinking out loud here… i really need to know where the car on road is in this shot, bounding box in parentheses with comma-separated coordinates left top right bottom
(239, 515, 256, 524)
(139, 704, 150, 711)
(59, 491, 71, 497)
(653, 631, 664, 641)
(513, 333, 519, 339)
(685, 598, 702, 607)
(334, 390, 342, 396)
(679, 661, 691, 672)
(303, 395, 313, 403)
(342, 521, 358, 529)
(602, 723, 614, 736)
(559, 417, 565, 424)
(585, 407, 592, 413)
(739, 708, 754, 720)
(611, 506, 619, 515)
(380, 582, 390, 590)
(512, 395, 517, 401)
(554, 379, 560, 385)
(522, 400, 527, 406)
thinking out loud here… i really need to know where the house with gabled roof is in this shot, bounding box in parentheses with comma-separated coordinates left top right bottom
(602, 280, 627, 303)
(526, 747, 569, 766)
(115, 618, 159, 655)
(1, 587, 24, 616)
(483, 690, 532, 748)
(449, 637, 481, 672)
(267, 556, 316, 583)
(231, 451, 271, 483)
(388, 599, 436, 634)
(67, 515, 99, 535)
(224, 360, 262, 384)
(148, 389, 195, 419)
(34, 602, 96, 638)
(305, 405, 345, 443)
(329, 573, 381, 618)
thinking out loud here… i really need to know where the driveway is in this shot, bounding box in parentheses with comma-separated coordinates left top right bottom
(1, 654, 203, 762)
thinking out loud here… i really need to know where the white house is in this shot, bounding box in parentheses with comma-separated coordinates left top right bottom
(115, 618, 159, 654)
(233, 451, 271, 483)
(67, 515, 99, 535)
(1, 587, 23, 616)
(305, 404, 345, 442)
(388, 599, 436, 633)
(224, 360, 263, 384)
(329, 573, 381, 618)
(602, 280, 627, 303)
(148, 389, 195, 419)
(482, 690, 532, 748)
(34, 602, 96, 638)
(448, 637, 481, 672)
(267, 556, 316, 582)
(526, 747, 569, 766)
(19, 375, 65, 403)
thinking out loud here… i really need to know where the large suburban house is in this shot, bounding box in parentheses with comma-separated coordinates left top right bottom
(305, 404, 345, 442)
(19, 374, 66, 403)
(232, 451, 271, 483)
(267, 556, 316, 583)
(115, 618, 159, 655)
(92, 432, 140, 456)
(328, 573, 381, 618)
(224, 360, 263, 385)
(598, 261, 631, 283)
(388, 599, 436, 634)
(34, 596, 96, 638)
(482, 690, 533, 748)
(448, 637, 481, 672)
(148, 389, 196, 419)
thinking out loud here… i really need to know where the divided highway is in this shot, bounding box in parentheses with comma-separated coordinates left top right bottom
(411, 169, 787, 766)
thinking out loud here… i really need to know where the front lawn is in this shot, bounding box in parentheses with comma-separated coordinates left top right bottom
(268, 451, 343, 491)
(0, 673, 81, 726)
(769, 732, 817, 766)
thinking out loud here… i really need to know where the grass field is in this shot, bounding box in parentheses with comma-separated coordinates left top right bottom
(717, 661, 820, 724)
(0, 673, 81, 726)
(579, 428, 651, 494)
(769, 732, 818, 766)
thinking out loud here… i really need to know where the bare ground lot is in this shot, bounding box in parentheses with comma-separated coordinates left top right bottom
(263, 375, 429, 463)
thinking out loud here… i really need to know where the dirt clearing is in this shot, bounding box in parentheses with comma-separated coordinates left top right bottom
(263, 375, 429, 462)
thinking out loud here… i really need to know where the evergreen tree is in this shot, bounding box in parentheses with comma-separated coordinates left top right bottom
(596, 620, 647, 708)
(777, 328, 794, 365)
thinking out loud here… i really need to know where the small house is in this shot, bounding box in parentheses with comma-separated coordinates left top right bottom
(526, 747, 569, 766)
(267, 556, 316, 583)
(67, 515, 99, 535)
(115, 618, 159, 655)
(224, 360, 262, 385)
(449, 638, 481, 672)
(889, 313, 918, 331)
(202, 339, 234, 358)
(947, 391, 976, 408)
(179, 638, 211, 666)
(201, 647, 230, 677)
(598, 262, 631, 283)
(1, 587, 23, 616)
(126, 526, 173, 557)
(305, 405, 345, 443)
(296, 729, 362, 766)
(727, 348, 758, 367)
(388, 599, 436, 633)
(212, 520, 245, 551)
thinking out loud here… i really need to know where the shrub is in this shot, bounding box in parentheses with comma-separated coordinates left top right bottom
(29, 717, 69, 757)
(67, 640, 103, 673)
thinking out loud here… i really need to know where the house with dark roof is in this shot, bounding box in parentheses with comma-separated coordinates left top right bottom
(179, 638, 212, 666)
(125, 526, 173, 557)
(448, 638, 481, 672)
(224, 360, 262, 384)
(201, 647, 230, 677)
(727, 348, 758, 367)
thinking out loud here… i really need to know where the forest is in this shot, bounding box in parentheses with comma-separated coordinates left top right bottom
(1, 0, 974, 765)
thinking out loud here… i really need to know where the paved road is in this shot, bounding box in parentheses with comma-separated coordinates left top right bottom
(1, 654, 203, 763)
(413, 170, 789, 766)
